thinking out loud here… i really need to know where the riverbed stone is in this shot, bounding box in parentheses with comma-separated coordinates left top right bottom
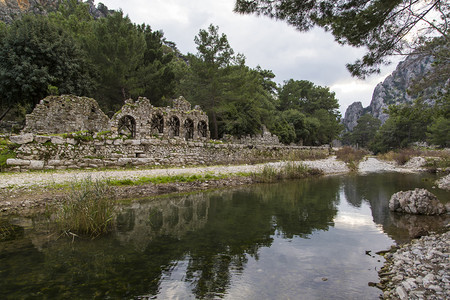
(389, 188, 446, 215)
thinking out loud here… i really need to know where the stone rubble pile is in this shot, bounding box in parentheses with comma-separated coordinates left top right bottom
(379, 231, 450, 300)
(437, 174, 450, 191)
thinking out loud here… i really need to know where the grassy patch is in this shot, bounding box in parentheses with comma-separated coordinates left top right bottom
(0, 138, 19, 171)
(252, 162, 323, 183)
(108, 173, 229, 186)
(54, 177, 116, 238)
(336, 146, 369, 171)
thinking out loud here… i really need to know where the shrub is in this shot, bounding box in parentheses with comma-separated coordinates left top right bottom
(377, 148, 421, 165)
(55, 177, 116, 238)
(335, 146, 368, 171)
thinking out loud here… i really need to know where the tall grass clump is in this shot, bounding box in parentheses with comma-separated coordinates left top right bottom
(253, 162, 323, 183)
(55, 177, 116, 238)
(336, 146, 369, 171)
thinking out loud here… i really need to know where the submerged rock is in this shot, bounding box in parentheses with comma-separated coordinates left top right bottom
(389, 188, 446, 215)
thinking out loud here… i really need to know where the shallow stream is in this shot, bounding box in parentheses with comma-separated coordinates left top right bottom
(1, 172, 448, 299)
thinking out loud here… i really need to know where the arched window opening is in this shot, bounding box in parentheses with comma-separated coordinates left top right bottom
(198, 121, 208, 138)
(151, 114, 164, 134)
(118, 115, 136, 138)
(184, 119, 194, 140)
(168, 116, 180, 137)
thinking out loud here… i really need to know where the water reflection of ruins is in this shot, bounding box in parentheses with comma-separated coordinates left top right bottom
(115, 194, 210, 251)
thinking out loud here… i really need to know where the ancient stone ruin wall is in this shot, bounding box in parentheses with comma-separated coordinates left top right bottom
(110, 96, 210, 141)
(5, 94, 331, 171)
(22, 95, 110, 134)
(5, 133, 330, 171)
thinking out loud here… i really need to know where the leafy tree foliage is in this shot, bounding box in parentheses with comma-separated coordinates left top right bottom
(0, 15, 95, 108)
(234, 0, 449, 78)
(276, 79, 342, 145)
(177, 24, 276, 139)
(369, 96, 449, 152)
(344, 114, 381, 148)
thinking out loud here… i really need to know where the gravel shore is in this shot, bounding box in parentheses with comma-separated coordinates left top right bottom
(0, 156, 429, 190)
(379, 231, 449, 299)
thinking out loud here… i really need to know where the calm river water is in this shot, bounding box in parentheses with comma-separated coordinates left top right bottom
(1, 172, 449, 299)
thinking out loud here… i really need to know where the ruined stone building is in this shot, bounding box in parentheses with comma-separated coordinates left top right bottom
(22, 94, 210, 141)
(22, 95, 110, 134)
(110, 96, 210, 141)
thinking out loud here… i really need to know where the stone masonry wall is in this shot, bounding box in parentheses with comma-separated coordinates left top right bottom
(5, 133, 329, 171)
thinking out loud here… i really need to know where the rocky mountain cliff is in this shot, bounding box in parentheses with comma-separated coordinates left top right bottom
(343, 54, 438, 131)
(0, 0, 111, 23)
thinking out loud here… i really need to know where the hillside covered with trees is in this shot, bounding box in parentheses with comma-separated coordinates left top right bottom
(0, 0, 343, 145)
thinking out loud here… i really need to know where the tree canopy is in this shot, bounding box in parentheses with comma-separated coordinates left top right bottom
(177, 24, 277, 139)
(273, 79, 342, 145)
(234, 0, 449, 78)
(0, 15, 95, 108)
(0, 2, 345, 145)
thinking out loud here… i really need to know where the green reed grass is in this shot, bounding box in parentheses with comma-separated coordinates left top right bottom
(55, 177, 116, 238)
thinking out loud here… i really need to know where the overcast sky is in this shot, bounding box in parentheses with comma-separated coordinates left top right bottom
(98, 0, 400, 114)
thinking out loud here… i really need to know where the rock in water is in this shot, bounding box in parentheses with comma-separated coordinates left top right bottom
(389, 188, 446, 215)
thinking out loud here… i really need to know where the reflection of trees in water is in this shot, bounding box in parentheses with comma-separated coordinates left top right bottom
(252, 177, 340, 238)
(342, 173, 450, 243)
(0, 179, 341, 299)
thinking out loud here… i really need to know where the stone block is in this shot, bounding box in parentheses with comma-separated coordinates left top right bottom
(29, 160, 45, 170)
(51, 136, 65, 145)
(6, 158, 31, 166)
(118, 158, 132, 165)
(10, 133, 34, 144)
(34, 135, 51, 144)
(66, 138, 77, 145)
(48, 160, 63, 166)
(113, 139, 123, 145)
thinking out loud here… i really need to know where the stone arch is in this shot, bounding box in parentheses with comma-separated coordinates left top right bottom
(184, 118, 194, 140)
(118, 115, 136, 138)
(151, 114, 164, 134)
(197, 121, 208, 138)
(168, 116, 180, 137)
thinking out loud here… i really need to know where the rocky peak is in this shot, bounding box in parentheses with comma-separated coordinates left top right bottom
(369, 54, 435, 123)
(343, 53, 438, 130)
(0, 0, 111, 23)
(342, 101, 363, 131)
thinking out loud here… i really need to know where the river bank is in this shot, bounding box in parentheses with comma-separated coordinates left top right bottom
(1, 155, 449, 298)
(1, 155, 446, 215)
